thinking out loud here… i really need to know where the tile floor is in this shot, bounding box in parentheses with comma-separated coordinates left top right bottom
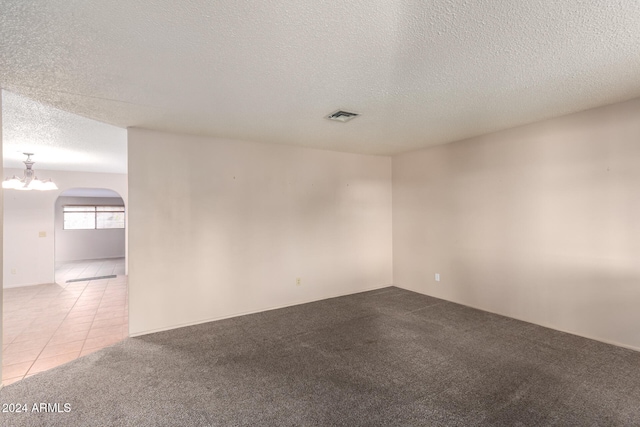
(2, 258, 128, 386)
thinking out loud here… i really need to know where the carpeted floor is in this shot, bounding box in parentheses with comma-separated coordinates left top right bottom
(1, 286, 639, 426)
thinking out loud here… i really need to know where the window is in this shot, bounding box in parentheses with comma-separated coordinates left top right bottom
(63, 205, 125, 230)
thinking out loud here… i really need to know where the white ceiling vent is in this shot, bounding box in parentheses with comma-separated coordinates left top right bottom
(326, 110, 359, 123)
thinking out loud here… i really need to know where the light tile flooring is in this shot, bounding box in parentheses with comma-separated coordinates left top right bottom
(2, 258, 128, 386)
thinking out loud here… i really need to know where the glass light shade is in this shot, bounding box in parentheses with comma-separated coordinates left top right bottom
(28, 178, 44, 190)
(2, 177, 23, 189)
(42, 179, 58, 190)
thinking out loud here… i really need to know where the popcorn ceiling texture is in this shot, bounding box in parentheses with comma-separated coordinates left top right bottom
(1, 0, 640, 155)
(2, 91, 127, 173)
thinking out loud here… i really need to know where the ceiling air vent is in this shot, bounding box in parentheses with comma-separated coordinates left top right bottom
(326, 110, 359, 123)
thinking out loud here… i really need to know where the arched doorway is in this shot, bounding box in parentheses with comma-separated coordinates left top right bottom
(1, 90, 128, 386)
(54, 188, 126, 285)
(1, 187, 129, 385)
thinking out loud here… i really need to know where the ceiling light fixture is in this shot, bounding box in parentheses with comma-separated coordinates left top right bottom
(3, 153, 58, 191)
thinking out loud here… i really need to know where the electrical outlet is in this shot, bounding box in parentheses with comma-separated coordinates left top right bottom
(296, 278, 301, 286)
(39, 231, 47, 238)
(435, 273, 440, 282)
(11, 268, 17, 275)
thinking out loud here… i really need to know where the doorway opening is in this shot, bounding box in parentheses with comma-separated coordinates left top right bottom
(1, 188, 128, 385)
(54, 188, 126, 284)
(1, 89, 129, 386)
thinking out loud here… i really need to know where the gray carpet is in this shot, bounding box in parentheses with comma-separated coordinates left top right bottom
(1, 286, 640, 426)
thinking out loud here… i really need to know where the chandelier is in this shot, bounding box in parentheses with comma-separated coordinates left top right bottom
(3, 153, 58, 191)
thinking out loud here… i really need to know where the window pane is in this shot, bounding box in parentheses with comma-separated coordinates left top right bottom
(96, 206, 124, 212)
(64, 212, 96, 229)
(97, 212, 125, 229)
(64, 206, 96, 212)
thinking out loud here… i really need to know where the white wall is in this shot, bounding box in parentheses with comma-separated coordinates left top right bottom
(1, 92, 4, 386)
(54, 196, 126, 263)
(393, 98, 640, 350)
(128, 128, 393, 336)
(3, 171, 127, 288)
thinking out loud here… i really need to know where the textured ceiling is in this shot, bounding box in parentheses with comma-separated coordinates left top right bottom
(2, 90, 127, 173)
(1, 0, 640, 156)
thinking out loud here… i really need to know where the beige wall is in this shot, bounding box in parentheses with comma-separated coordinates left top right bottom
(128, 128, 393, 336)
(393, 98, 640, 350)
(1, 91, 4, 386)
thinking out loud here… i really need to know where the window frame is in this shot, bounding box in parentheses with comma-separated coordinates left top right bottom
(63, 205, 126, 230)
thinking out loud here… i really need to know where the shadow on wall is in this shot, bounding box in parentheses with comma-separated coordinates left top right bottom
(441, 126, 640, 349)
(446, 250, 639, 348)
(392, 105, 640, 352)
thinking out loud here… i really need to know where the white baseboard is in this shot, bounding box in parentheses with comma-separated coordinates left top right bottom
(394, 284, 640, 353)
(129, 283, 393, 337)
